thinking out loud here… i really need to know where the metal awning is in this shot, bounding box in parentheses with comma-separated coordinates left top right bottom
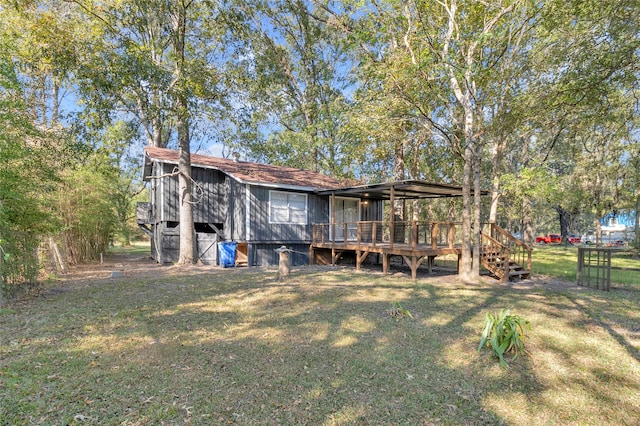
(317, 180, 489, 200)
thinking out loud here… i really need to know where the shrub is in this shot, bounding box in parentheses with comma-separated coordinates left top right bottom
(478, 309, 530, 368)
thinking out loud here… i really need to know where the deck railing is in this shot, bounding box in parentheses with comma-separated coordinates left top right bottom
(312, 221, 462, 249)
(483, 223, 532, 271)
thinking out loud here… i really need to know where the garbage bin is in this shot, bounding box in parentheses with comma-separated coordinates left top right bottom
(218, 241, 238, 268)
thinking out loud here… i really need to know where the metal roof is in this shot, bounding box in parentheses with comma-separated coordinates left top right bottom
(318, 180, 489, 199)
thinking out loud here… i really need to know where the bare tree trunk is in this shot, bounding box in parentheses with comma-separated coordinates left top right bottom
(489, 137, 504, 223)
(52, 81, 60, 127)
(412, 199, 420, 221)
(635, 194, 639, 252)
(173, 0, 194, 264)
(177, 118, 194, 264)
(393, 141, 406, 243)
(555, 205, 570, 244)
(472, 147, 482, 278)
(460, 143, 473, 282)
(594, 218, 602, 247)
(522, 196, 534, 246)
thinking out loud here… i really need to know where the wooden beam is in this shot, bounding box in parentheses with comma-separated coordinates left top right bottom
(389, 185, 395, 250)
(356, 250, 370, 271)
(411, 221, 418, 250)
(332, 249, 344, 265)
(382, 253, 389, 275)
(427, 255, 436, 274)
(448, 223, 455, 249)
(372, 222, 377, 248)
(402, 255, 426, 279)
(331, 192, 336, 249)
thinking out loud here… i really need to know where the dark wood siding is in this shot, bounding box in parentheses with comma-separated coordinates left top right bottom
(150, 165, 160, 224)
(226, 178, 245, 241)
(155, 163, 228, 225)
(250, 243, 310, 266)
(161, 163, 179, 222)
(248, 187, 330, 243)
(362, 199, 384, 221)
(191, 167, 227, 224)
(148, 159, 333, 267)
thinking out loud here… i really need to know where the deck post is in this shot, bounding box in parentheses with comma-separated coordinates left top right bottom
(389, 185, 395, 250)
(502, 250, 510, 283)
(411, 221, 418, 251)
(372, 222, 377, 248)
(331, 193, 336, 265)
(403, 255, 426, 279)
(382, 253, 389, 275)
(356, 251, 369, 271)
(448, 224, 455, 249)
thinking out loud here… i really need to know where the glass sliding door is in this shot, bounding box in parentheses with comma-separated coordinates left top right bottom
(332, 198, 360, 241)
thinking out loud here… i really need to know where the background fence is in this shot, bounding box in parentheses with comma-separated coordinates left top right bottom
(578, 247, 640, 290)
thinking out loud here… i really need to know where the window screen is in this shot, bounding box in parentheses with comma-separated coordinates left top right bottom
(269, 191, 308, 224)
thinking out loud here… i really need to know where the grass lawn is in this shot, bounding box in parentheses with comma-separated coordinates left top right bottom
(1, 248, 639, 425)
(533, 245, 640, 285)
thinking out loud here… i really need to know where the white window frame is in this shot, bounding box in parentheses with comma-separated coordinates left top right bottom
(269, 190, 308, 225)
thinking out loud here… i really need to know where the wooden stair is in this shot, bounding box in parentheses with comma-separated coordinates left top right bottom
(481, 224, 532, 282)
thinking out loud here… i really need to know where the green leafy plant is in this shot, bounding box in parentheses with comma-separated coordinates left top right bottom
(478, 309, 530, 368)
(387, 302, 414, 320)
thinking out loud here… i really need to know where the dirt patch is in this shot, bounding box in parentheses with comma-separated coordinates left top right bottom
(13, 251, 584, 305)
(57, 252, 224, 284)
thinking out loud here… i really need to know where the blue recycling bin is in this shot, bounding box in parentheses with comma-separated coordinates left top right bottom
(218, 241, 238, 268)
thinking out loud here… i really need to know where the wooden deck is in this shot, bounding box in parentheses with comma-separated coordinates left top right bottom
(310, 221, 463, 279)
(310, 221, 532, 280)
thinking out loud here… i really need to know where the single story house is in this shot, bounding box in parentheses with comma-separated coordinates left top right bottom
(138, 147, 383, 266)
(138, 147, 531, 280)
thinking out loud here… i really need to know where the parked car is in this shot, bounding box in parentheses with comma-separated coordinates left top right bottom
(581, 232, 596, 245)
(535, 234, 561, 244)
(567, 235, 581, 244)
(582, 230, 634, 246)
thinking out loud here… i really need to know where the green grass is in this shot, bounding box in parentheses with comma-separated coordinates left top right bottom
(108, 240, 152, 256)
(2, 253, 640, 425)
(533, 245, 640, 285)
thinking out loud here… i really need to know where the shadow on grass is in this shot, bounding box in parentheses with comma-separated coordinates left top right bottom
(2, 260, 639, 424)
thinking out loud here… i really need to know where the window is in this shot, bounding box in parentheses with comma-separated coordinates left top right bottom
(269, 191, 308, 224)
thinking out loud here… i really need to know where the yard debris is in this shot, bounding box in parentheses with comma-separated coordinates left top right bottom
(111, 263, 125, 278)
(386, 302, 414, 319)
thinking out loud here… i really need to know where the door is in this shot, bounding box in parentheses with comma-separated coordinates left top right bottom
(332, 198, 360, 241)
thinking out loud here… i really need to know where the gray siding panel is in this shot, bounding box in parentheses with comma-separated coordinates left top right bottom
(156, 164, 228, 225)
(161, 163, 179, 222)
(248, 187, 330, 242)
(189, 167, 228, 224)
(250, 243, 310, 266)
(148, 159, 333, 267)
(362, 199, 384, 221)
(226, 178, 245, 241)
